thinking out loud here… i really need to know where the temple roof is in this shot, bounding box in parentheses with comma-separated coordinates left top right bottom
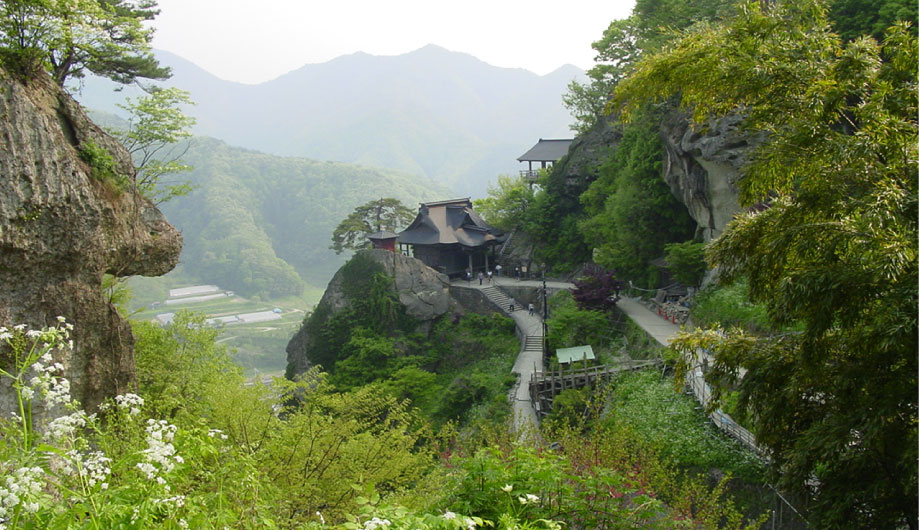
(397, 198, 503, 247)
(517, 138, 574, 162)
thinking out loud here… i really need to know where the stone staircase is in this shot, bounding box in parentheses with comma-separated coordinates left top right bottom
(523, 335, 543, 352)
(481, 285, 514, 313)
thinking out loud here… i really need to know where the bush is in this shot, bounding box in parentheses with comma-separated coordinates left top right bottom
(690, 280, 773, 333)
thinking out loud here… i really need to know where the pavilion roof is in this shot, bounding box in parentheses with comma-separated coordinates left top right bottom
(517, 138, 574, 162)
(397, 198, 503, 247)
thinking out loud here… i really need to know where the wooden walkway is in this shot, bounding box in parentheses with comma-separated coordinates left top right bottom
(528, 359, 661, 417)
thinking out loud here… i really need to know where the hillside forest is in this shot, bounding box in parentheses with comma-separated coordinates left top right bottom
(0, 0, 916, 529)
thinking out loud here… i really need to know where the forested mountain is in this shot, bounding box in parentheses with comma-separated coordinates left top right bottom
(153, 136, 449, 298)
(73, 46, 580, 196)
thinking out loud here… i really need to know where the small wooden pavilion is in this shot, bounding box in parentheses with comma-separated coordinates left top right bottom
(517, 138, 573, 182)
(367, 230, 399, 252)
(397, 198, 504, 276)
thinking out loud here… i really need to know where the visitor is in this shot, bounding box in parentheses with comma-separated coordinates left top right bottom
(478, 271, 484, 285)
(528, 303, 534, 316)
(495, 264, 502, 277)
(514, 267, 520, 281)
(509, 302, 515, 312)
(487, 269, 493, 283)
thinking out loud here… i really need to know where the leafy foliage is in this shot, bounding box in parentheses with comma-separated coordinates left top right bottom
(578, 110, 696, 286)
(0, 0, 169, 85)
(472, 174, 535, 231)
(663, 241, 707, 287)
(330, 197, 415, 255)
(546, 291, 610, 354)
(616, 2, 917, 526)
(571, 265, 619, 311)
(77, 139, 125, 188)
(111, 86, 196, 204)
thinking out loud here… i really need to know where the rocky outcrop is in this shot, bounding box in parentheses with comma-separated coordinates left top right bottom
(659, 111, 758, 241)
(286, 249, 454, 377)
(0, 68, 182, 412)
(555, 115, 622, 187)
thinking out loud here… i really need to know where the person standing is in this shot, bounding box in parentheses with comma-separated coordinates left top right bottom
(487, 269, 493, 283)
(528, 303, 534, 316)
(478, 271, 484, 285)
(514, 267, 520, 281)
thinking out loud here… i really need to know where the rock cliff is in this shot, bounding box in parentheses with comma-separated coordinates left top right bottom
(0, 67, 182, 411)
(659, 110, 758, 241)
(286, 249, 454, 377)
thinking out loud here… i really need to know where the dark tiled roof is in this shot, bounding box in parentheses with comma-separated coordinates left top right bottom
(398, 198, 503, 247)
(517, 138, 574, 162)
(367, 230, 399, 240)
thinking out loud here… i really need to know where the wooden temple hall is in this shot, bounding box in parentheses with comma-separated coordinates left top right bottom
(396, 198, 505, 276)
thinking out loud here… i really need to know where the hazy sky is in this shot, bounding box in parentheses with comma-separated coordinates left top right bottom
(151, 0, 636, 84)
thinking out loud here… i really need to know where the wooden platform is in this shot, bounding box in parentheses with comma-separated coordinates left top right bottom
(528, 359, 662, 416)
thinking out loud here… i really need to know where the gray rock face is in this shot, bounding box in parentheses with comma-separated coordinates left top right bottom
(659, 111, 758, 241)
(0, 68, 182, 412)
(285, 249, 454, 377)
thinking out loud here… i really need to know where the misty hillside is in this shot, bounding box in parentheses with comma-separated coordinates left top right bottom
(146, 135, 449, 299)
(73, 45, 581, 196)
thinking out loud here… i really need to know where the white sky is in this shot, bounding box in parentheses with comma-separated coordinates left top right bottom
(150, 0, 636, 84)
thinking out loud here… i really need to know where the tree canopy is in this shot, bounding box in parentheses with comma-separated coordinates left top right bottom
(329, 197, 415, 255)
(614, 1, 916, 527)
(0, 0, 169, 85)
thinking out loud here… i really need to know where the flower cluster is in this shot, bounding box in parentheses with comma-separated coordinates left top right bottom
(44, 411, 88, 442)
(79, 451, 112, 490)
(114, 393, 144, 416)
(0, 466, 44, 523)
(362, 516, 391, 529)
(137, 419, 183, 482)
(517, 493, 540, 505)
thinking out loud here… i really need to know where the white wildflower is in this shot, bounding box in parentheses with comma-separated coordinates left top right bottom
(443, 510, 456, 520)
(114, 393, 144, 415)
(19, 387, 34, 401)
(45, 411, 87, 441)
(363, 517, 391, 529)
(501, 484, 513, 492)
(518, 493, 540, 505)
(25, 330, 42, 338)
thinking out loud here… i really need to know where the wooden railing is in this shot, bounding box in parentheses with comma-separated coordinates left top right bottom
(528, 360, 661, 416)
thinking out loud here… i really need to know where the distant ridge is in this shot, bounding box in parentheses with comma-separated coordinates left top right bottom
(74, 46, 582, 197)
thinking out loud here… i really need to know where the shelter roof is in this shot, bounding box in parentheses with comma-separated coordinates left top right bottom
(397, 198, 503, 247)
(556, 345, 596, 364)
(517, 138, 574, 162)
(367, 230, 399, 240)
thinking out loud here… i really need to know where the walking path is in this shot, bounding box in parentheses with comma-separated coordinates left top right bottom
(451, 278, 762, 455)
(451, 276, 573, 435)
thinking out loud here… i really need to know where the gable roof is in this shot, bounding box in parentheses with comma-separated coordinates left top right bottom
(517, 138, 574, 163)
(397, 198, 503, 247)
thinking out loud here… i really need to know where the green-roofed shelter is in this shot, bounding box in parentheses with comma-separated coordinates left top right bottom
(556, 345, 596, 365)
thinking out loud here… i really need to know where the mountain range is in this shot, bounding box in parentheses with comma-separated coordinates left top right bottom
(73, 45, 582, 196)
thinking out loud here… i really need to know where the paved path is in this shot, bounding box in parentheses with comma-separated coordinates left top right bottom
(451, 277, 574, 436)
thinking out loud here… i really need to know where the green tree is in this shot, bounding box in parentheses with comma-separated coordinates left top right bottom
(0, 0, 169, 85)
(474, 174, 535, 230)
(579, 112, 695, 285)
(663, 241, 706, 287)
(113, 86, 196, 204)
(330, 197, 415, 254)
(615, 3, 917, 527)
(132, 311, 243, 419)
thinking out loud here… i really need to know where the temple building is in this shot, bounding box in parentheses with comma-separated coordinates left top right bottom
(517, 138, 573, 183)
(397, 198, 504, 276)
